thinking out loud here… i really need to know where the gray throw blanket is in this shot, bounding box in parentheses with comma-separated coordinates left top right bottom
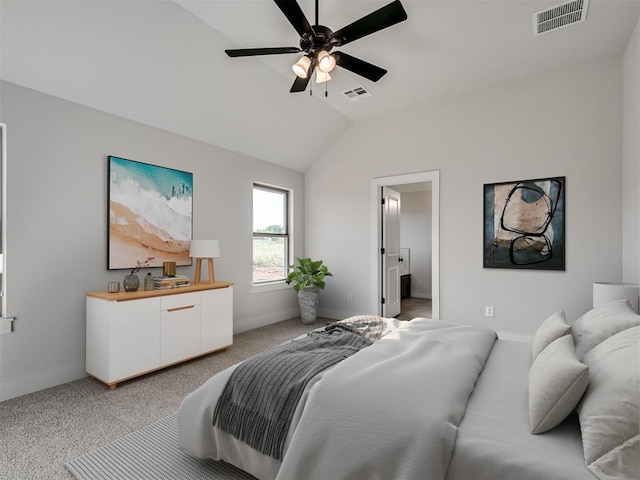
(212, 324, 372, 461)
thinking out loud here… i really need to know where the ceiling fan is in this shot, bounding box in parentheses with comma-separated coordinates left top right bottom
(225, 0, 408, 93)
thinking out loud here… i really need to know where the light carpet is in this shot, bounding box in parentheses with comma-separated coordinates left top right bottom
(65, 413, 256, 480)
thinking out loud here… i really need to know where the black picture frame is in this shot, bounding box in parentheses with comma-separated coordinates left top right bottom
(108, 155, 193, 270)
(483, 176, 565, 270)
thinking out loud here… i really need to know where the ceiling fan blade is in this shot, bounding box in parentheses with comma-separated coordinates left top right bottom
(274, 0, 315, 38)
(290, 75, 312, 93)
(335, 52, 387, 82)
(331, 0, 408, 47)
(290, 57, 316, 93)
(226, 47, 301, 57)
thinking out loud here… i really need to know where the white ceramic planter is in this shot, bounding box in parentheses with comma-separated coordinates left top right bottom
(297, 287, 320, 325)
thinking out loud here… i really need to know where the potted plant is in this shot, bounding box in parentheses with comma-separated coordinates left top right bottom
(286, 257, 333, 325)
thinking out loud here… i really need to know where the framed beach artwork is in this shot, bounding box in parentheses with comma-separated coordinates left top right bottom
(483, 176, 565, 270)
(108, 156, 193, 270)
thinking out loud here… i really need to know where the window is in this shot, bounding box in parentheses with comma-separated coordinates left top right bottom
(253, 184, 290, 284)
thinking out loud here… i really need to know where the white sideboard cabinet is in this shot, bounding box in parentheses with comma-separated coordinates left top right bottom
(86, 282, 233, 389)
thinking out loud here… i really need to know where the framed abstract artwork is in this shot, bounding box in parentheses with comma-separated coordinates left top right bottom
(108, 156, 193, 270)
(483, 176, 565, 270)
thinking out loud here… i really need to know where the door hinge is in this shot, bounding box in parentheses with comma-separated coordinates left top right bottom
(380, 247, 385, 255)
(381, 297, 386, 304)
(381, 198, 385, 205)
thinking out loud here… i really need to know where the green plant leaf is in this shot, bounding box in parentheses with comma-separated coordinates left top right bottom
(286, 257, 332, 291)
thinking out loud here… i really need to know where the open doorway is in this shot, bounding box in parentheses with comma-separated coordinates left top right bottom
(388, 183, 432, 320)
(371, 171, 440, 320)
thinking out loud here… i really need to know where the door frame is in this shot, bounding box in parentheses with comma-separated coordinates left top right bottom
(371, 170, 440, 319)
(1, 123, 5, 317)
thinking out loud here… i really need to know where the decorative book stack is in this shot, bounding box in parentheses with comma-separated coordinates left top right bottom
(153, 275, 191, 289)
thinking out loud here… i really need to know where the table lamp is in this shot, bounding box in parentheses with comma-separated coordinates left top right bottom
(593, 282, 640, 314)
(189, 240, 220, 285)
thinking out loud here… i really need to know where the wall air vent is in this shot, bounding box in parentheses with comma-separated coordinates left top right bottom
(533, 0, 589, 36)
(343, 86, 372, 102)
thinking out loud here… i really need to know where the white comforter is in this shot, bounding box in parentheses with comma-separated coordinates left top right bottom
(178, 318, 497, 480)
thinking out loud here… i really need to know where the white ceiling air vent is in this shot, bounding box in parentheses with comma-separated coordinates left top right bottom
(343, 86, 372, 102)
(533, 0, 589, 36)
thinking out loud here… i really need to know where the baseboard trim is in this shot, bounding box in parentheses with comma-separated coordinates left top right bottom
(1, 361, 86, 402)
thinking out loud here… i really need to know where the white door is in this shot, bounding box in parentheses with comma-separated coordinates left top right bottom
(382, 187, 401, 317)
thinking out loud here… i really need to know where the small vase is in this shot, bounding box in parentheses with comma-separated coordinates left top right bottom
(123, 274, 140, 292)
(144, 272, 154, 291)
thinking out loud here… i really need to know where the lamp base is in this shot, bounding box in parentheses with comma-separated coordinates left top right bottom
(194, 258, 215, 285)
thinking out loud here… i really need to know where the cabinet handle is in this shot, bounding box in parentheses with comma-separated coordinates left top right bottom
(167, 305, 195, 313)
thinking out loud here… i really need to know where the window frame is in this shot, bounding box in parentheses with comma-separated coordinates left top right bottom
(252, 183, 291, 287)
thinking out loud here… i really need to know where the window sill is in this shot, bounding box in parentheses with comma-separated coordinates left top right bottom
(252, 281, 290, 294)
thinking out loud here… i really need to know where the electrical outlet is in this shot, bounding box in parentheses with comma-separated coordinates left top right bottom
(485, 306, 494, 317)
(0, 317, 14, 335)
(346, 293, 353, 302)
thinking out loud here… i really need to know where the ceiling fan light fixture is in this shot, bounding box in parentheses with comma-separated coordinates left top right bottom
(315, 68, 331, 83)
(292, 55, 312, 78)
(317, 50, 336, 73)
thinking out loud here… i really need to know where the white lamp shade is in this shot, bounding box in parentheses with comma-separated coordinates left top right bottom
(593, 282, 640, 313)
(189, 240, 220, 258)
(317, 51, 336, 73)
(315, 68, 331, 83)
(292, 56, 312, 78)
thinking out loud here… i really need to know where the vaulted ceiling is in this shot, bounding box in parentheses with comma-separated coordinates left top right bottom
(1, 0, 639, 171)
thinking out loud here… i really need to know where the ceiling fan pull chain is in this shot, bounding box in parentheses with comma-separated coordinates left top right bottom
(325, 81, 328, 98)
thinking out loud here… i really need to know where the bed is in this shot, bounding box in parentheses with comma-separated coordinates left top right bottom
(178, 301, 640, 480)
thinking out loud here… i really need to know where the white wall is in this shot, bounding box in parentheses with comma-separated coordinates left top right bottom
(306, 56, 625, 337)
(623, 17, 640, 284)
(399, 190, 431, 299)
(0, 81, 303, 401)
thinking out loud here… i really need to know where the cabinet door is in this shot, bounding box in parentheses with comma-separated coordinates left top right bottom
(161, 304, 201, 366)
(109, 298, 160, 382)
(200, 286, 233, 352)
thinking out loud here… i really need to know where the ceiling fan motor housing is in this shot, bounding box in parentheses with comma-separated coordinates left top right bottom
(301, 25, 335, 55)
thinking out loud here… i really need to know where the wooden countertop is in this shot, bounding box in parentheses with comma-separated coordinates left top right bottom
(87, 281, 234, 301)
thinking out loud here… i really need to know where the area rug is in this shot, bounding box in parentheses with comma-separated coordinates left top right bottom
(65, 413, 256, 480)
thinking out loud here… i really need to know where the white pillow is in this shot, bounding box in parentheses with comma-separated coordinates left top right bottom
(577, 326, 640, 480)
(528, 334, 589, 434)
(531, 310, 570, 361)
(572, 299, 640, 359)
